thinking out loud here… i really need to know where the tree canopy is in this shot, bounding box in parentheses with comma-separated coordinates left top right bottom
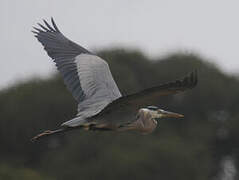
(0, 49, 238, 180)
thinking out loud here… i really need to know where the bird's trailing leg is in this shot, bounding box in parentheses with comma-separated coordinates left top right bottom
(31, 128, 65, 142)
(30, 123, 109, 142)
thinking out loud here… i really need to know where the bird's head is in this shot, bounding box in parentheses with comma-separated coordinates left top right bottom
(146, 106, 184, 120)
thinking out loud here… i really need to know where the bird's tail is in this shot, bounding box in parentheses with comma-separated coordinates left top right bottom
(31, 128, 66, 142)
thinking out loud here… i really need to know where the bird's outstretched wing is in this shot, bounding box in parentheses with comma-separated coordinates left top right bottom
(33, 18, 122, 118)
(97, 71, 197, 116)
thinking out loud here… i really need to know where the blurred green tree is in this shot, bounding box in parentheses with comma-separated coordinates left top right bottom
(0, 49, 238, 180)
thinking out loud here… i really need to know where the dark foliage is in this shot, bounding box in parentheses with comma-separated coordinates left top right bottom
(0, 49, 238, 179)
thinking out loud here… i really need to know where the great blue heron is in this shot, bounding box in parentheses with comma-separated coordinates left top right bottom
(31, 18, 197, 141)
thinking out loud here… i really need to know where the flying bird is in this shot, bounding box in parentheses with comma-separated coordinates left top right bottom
(31, 18, 197, 141)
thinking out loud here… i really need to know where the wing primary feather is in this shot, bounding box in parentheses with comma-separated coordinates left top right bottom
(43, 19, 55, 31)
(31, 30, 38, 34)
(37, 23, 49, 31)
(33, 26, 44, 32)
(51, 17, 60, 32)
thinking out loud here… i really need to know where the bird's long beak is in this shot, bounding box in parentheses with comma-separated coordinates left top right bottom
(158, 110, 184, 118)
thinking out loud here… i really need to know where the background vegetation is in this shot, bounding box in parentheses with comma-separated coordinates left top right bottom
(0, 49, 238, 179)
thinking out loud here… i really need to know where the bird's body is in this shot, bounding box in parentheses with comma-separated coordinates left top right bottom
(31, 18, 197, 141)
(79, 108, 158, 134)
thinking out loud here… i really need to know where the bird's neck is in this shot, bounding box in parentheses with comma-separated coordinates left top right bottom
(134, 109, 158, 134)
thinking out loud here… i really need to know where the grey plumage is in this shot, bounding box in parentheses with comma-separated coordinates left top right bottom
(33, 18, 91, 103)
(31, 18, 197, 141)
(33, 18, 121, 127)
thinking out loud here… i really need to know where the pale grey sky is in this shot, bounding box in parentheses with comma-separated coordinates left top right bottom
(1, 0, 239, 89)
